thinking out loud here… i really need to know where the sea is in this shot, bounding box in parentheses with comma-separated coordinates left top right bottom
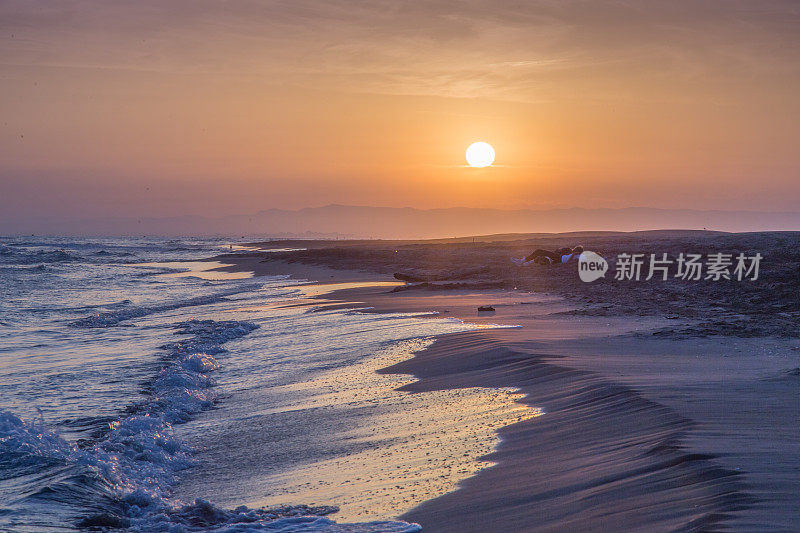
(0, 236, 531, 532)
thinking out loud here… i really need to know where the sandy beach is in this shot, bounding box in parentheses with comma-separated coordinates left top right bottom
(6, 3, 800, 530)
(217, 233, 800, 531)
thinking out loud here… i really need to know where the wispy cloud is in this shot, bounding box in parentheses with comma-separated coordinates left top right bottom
(2, 0, 799, 101)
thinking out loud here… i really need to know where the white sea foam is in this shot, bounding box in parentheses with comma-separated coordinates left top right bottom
(1, 316, 422, 532)
(69, 292, 247, 328)
(0, 237, 524, 532)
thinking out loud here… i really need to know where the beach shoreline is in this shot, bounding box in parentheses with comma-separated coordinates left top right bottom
(216, 242, 800, 531)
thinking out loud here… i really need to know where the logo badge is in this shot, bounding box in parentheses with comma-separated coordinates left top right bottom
(578, 251, 608, 282)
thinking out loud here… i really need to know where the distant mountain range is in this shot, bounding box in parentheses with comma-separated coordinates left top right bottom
(3, 205, 800, 239)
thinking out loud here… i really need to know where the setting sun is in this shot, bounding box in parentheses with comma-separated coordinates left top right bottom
(466, 142, 495, 168)
(1, 3, 799, 532)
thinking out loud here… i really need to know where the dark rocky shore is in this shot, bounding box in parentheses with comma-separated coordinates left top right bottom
(223, 230, 800, 338)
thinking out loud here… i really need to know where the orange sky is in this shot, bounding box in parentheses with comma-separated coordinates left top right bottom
(2, 1, 800, 219)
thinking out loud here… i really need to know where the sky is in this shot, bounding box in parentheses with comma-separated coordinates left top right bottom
(1, 0, 800, 220)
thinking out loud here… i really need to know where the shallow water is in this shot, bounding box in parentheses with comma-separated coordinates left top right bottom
(0, 237, 534, 531)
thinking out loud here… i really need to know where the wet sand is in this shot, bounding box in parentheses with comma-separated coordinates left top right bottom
(219, 251, 800, 531)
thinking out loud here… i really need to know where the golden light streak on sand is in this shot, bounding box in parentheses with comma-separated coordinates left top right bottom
(249, 337, 541, 521)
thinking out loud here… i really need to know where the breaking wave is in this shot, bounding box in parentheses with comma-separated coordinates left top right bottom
(0, 247, 84, 264)
(70, 293, 244, 328)
(0, 318, 421, 532)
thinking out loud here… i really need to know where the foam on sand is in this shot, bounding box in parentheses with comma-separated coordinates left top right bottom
(239, 337, 541, 522)
(1, 317, 424, 531)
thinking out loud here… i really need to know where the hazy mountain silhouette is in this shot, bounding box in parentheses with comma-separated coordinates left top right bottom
(3, 205, 800, 238)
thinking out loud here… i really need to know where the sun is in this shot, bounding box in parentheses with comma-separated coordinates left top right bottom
(466, 142, 495, 167)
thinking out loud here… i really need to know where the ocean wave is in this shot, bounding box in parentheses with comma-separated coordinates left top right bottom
(2, 319, 251, 528)
(1, 318, 421, 532)
(83, 499, 420, 532)
(5, 263, 52, 272)
(0, 248, 84, 264)
(93, 250, 136, 257)
(69, 293, 237, 328)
